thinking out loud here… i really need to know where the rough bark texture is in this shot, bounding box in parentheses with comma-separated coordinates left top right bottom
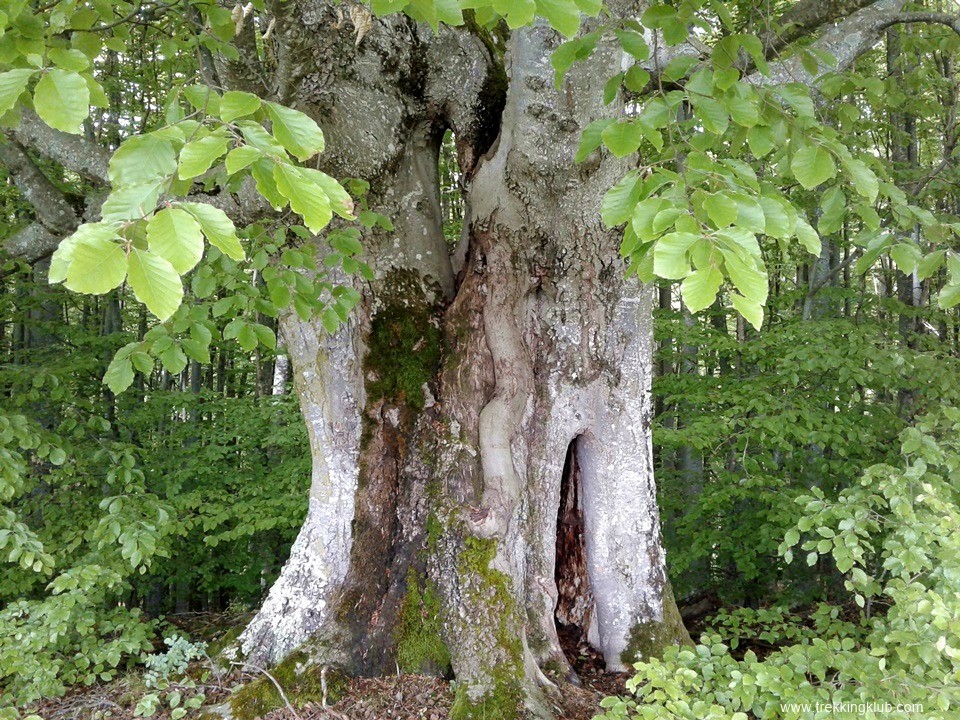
(231, 4, 690, 718)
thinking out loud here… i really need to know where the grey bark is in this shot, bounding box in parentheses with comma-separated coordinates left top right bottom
(235, 4, 689, 716)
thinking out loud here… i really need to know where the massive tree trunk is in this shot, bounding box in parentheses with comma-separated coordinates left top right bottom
(233, 3, 689, 718)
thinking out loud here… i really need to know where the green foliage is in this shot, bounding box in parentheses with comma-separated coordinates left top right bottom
(656, 303, 960, 604)
(599, 410, 960, 719)
(0, 254, 310, 704)
(0, 565, 156, 704)
(135, 635, 209, 719)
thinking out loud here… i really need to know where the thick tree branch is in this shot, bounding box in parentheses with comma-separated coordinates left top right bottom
(760, 0, 879, 57)
(755, 0, 907, 86)
(7, 109, 110, 185)
(877, 12, 960, 36)
(2, 222, 63, 263)
(647, 1, 908, 91)
(1, 173, 270, 262)
(0, 140, 80, 235)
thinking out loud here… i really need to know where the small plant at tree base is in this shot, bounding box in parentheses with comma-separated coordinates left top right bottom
(135, 634, 209, 719)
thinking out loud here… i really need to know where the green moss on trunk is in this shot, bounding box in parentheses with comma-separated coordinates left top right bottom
(620, 582, 693, 666)
(364, 270, 442, 411)
(449, 537, 525, 720)
(394, 568, 452, 675)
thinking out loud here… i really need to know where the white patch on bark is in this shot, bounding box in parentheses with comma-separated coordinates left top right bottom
(578, 282, 663, 670)
(240, 309, 365, 665)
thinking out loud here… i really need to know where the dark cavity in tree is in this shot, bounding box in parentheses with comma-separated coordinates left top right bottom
(554, 436, 596, 668)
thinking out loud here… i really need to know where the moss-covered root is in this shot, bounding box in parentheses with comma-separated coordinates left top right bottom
(228, 651, 347, 720)
(450, 667, 525, 720)
(620, 583, 694, 667)
(448, 537, 528, 720)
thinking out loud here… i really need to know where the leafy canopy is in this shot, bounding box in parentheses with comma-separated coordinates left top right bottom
(4, 0, 958, 361)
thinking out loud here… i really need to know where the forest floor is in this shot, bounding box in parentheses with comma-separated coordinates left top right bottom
(31, 617, 629, 720)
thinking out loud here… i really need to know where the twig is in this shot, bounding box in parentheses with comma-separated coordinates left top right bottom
(231, 661, 302, 720)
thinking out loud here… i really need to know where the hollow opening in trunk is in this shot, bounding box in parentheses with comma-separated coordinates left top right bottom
(438, 129, 464, 252)
(554, 436, 597, 665)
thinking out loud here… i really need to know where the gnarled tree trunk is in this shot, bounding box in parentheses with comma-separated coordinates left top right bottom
(233, 3, 689, 718)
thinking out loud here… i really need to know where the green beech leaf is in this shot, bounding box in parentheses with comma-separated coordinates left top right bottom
(33, 68, 89, 133)
(795, 217, 821, 255)
(758, 197, 792, 239)
(239, 121, 289, 157)
(780, 83, 816, 118)
(183, 85, 220, 115)
(104, 353, 135, 394)
(299, 167, 355, 219)
(49, 48, 90, 71)
(601, 120, 643, 158)
(110, 134, 178, 186)
(938, 282, 960, 309)
(147, 208, 204, 273)
(551, 34, 599, 88)
(843, 158, 879, 202)
(372, 0, 410, 15)
(219, 91, 261, 122)
(725, 94, 758, 128)
(225, 145, 262, 174)
(63, 235, 128, 294)
(791, 145, 836, 190)
(624, 66, 651, 92)
(653, 232, 699, 279)
(127, 248, 183, 321)
(575, 118, 614, 163)
(818, 186, 846, 235)
(917, 250, 945, 280)
(50, 223, 116, 283)
(717, 227, 761, 259)
(616, 30, 649, 61)
(693, 97, 729, 136)
(731, 292, 763, 330)
(0, 69, 34, 117)
(502, 0, 536, 28)
(180, 202, 245, 260)
(720, 248, 767, 304)
(890, 243, 922, 274)
(274, 163, 333, 232)
(536, 0, 581, 37)
(747, 125, 774, 157)
(601, 170, 641, 227)
(178, 134, 230, 179)
(632, 198, 668, 241)
(703, 193, 737, 228)
(681, 265, 723, 312)
(100, 181, 163, 222)
(263, 101, 325, 161)
(735, 196, 766, 234)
